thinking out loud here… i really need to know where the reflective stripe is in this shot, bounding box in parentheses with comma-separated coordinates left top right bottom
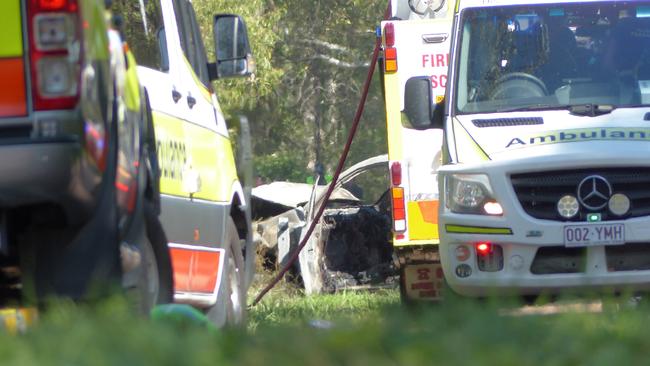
(445, 225, 513, 235)
(393, 239, 439, 247)
(0, 58, 27, 117)
(0, 0, 23, 58)
(169, 244, 224, 295)
(170, 246, 192, 292)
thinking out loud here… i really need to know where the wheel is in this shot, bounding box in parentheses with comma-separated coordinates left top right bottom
(123, 201, 174, 315)
(490, 72, 548, 100)
(206, 217, 246, 327)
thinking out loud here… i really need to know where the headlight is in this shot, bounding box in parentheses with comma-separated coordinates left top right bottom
(445, 174, 502, 215)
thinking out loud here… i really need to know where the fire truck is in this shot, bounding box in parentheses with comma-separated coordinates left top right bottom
(379, 0, 453, 300)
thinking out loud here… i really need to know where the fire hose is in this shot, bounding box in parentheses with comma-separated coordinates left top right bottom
(250, 2, 393, 307)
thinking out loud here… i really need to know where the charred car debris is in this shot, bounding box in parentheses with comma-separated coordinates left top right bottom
(252, 155, 397, 293)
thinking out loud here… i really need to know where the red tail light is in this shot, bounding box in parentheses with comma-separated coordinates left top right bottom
(27, 0, 81, 111)
(390, 161, 402, 186)
(384, 23, 395, 47)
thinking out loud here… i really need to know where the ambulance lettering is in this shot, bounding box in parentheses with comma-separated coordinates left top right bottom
(157, 139, 187, 180)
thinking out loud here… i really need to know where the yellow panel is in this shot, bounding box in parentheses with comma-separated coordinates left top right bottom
(153, 111, 238, 202)
(384, 72, 404, 161)
(406, 201, 440, 241)
(0, 0, 23, 58)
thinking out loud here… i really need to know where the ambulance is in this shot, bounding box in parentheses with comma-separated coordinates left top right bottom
(407, 0, 650, 298)
(379, 0, 453, 300)
(115, 0, 255, 326)
(0, 0, 154, 312)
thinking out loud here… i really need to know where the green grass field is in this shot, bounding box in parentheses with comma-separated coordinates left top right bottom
(1, 280, 650, 365)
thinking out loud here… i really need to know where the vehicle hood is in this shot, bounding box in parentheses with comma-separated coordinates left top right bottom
(453, 108, 650, 162)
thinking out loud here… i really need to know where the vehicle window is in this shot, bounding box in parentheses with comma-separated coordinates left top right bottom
(173, 0, 211, 87)
(455, 2, 650, 114)
(340, 165, 390, 206)
(113, 0, 167, 71)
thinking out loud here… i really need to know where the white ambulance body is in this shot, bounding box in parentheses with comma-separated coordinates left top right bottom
(380, 0, 453, 300)
(409, 0, 650, 297)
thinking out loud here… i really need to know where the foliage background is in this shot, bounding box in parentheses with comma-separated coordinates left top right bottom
(193, 0, 389, 183)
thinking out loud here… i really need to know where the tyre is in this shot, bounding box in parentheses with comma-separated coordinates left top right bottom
(206, 217, 246, 327)
(123, 201, 173, 315)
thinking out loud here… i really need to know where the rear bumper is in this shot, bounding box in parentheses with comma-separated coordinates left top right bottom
(0, 140, 101, 221)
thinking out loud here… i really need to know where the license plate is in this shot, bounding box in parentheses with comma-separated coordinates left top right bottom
(563, 223, 625, 247)
(402, 263, 445, 301)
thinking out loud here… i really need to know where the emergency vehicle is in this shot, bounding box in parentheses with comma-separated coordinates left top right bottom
(115, 0, 254, 326)
(407, 0, 650, 298)
(0, 0, 158, 314)
(380, 0, 453, 300)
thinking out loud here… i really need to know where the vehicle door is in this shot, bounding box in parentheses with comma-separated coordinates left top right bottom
(118, 0, 194, 293)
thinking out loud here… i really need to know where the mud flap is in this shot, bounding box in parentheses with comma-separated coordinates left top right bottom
(400, 262, 445, 301)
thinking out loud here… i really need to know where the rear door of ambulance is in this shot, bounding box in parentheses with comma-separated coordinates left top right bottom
(382, 18, 451, 247)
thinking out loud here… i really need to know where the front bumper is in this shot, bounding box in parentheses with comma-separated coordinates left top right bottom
(439, 157, 650, 297)
(0, 111, 102, 223)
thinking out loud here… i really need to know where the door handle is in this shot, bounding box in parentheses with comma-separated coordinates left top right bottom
(172, 90, 182, 103)
(187, 95, 196, 109)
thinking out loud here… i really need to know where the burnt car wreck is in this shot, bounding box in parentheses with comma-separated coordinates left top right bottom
(253, 155, 396, 293)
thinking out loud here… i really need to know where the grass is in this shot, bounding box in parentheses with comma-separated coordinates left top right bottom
(248, 277, 400, 330)
(1, 274, 650, 365)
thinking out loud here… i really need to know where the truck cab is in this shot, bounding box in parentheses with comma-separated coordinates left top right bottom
(379, 0, 453, 301)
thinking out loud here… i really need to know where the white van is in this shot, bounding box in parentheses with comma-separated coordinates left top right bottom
(407, 0, 650, 297)
(115, 0, 254, 326)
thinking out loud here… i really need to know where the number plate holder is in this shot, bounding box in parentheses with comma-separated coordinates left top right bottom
(563, 223, 625, 247)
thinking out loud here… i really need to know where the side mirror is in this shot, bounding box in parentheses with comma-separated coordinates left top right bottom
(402, 76, 444, 129)
(210, 14, 255, 80)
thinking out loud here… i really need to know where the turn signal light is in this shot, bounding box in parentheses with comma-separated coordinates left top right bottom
(392, 187, 407, 232)
(385, 47, 398, 73)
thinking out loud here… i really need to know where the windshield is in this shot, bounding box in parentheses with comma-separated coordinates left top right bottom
(456, 2, 650, 114)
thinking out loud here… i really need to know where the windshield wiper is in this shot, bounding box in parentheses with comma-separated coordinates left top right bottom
(496, 103, 616, 116)
(496, 104, 558, 113)
(569, 104, 615, 117)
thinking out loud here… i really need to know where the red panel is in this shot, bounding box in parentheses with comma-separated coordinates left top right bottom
(169, 247, 192, 292)
(191, 250, 222, 294)
(0, 58, 27, 117)
(418, 200, 439, 224)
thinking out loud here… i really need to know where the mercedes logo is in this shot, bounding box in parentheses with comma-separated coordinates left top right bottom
(577, 175, 612, 210)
